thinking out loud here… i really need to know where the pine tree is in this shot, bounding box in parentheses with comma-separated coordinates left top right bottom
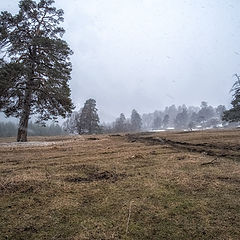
(216, 105, 226, 119)
(222, 74, 240, 122)
(162, 114, 169, 129)
(174, 108, 189, 129)
(77, 99, 100, 134)
(153, 116, 162, 130)
(0, 0, 74, 142)
(114, 113, 126, 132)
(131, 109, 142, 132)
(197, 102, 215, 123)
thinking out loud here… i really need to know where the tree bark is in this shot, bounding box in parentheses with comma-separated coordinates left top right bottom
(17, 85, 32, 142)
(17, 44, 36, 142)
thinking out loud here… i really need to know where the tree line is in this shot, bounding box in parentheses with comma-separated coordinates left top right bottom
(100, 109, 143, 133)
(0, 121, 64, 137)
(63, 98, 240, 135)
(141, 102, 228, 131)
(63, 73, 240, 134)
(63, 99, 143, 134)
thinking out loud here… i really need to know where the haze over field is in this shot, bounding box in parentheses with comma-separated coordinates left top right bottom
(1, 2, 240, 237)
(1, 0, 240, 122)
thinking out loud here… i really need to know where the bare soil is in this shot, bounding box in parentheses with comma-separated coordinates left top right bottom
(127, 129, 240, 160)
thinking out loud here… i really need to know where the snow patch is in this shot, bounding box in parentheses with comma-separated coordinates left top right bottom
(0, 141, 57, 148)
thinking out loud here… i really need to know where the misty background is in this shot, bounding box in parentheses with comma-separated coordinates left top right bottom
(0, 0, 240, 123)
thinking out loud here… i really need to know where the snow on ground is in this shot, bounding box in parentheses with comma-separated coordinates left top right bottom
(0, 141, 58, 148)
(0, 136, 85, 148)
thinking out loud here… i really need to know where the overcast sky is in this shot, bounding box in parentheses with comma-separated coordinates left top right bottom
(1, 0, 240, 122)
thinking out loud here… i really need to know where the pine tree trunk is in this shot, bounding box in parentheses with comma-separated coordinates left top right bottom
(17, 86, 32, 142)
(17, 45, 35, 142)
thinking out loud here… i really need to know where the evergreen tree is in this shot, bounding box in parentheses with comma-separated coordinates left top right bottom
(174, 108, 189, 129)
(114, 113, 126, 132)
(153, 116, 162, 130)
(77, 99, 100, 134)
(197, 101, 215, 123)
(222, 74, 240, 122)
(216, 105, 226, 118)
(165, 105, 177, 127)
(0, 0, 74, 142)
(131, 109, 142, 131)
(162, 114, 169, 129)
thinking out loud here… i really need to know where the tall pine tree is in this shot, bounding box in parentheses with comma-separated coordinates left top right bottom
(131, 109, 142, 132)
(0, 0, 74, 141)
(114, 113, 126, 132)
(77, 99, 100, 134)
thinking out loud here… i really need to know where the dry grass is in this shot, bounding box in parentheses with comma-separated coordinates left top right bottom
(0, 130, 240, 239)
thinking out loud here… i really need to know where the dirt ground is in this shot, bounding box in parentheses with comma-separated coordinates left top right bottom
(0, 129, 240, 239)
(127, 129, 240, 160)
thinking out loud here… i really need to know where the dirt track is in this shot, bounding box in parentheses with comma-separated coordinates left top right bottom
(127, 129, 240, 160)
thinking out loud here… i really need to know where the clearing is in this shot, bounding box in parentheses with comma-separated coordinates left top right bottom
(0, 129, 240, 239)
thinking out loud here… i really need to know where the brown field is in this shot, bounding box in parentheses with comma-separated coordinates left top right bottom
(0, 129, 240, 239)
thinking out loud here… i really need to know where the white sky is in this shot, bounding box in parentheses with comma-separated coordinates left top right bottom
(1, 0, 240, 122)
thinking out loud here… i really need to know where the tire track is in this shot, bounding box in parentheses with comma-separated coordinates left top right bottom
(126, 134, 240, 161)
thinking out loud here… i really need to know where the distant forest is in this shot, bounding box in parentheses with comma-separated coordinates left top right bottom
(63, 101, 239, 135)
(0, 122, 65, 138)
(1, 101, 239, 137)
(141, 102, 227, 130)
(104, 101, 237, 133)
